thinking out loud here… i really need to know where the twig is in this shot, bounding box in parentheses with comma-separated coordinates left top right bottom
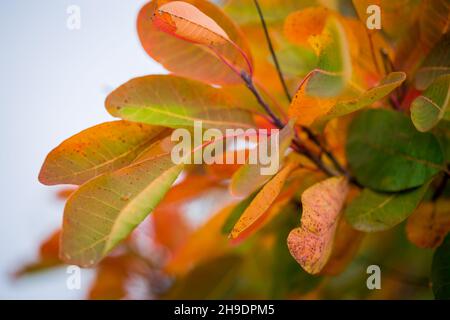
(253, 0, 292, 103)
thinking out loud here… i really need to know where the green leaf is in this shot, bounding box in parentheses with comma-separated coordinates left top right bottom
(305, 17, 352, 98)
(223, 0, 314, 26)
(60, 153, 184, 267)
(163, 255, 242, 299)
(432, 234, 450, 299)
(230, 121, 295, 197)
(347, 109, 444, 192)
(313, 72, 406, 129)
(106, 75, 255, 130)
(39, 121, 165, 186)
(275, 45, 318, 77)
(411, 74, 450, 132)
(345, 182, 430, 232)
(415, 33, 450, 90)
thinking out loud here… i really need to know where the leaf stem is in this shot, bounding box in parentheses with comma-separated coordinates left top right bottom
(253, 0, 292, 103)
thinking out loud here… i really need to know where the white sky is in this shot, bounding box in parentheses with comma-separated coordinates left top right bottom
(0, 0, 166, 299)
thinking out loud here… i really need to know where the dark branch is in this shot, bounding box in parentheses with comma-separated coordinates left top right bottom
(253, 0, 292, 103)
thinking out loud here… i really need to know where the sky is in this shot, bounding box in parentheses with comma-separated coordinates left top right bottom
(0, 0, 166, 299)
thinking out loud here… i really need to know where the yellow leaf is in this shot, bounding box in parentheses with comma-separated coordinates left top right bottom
(406, 200, 450, 249)
(287, 177, 349, 274)
(230, 161, 298, 239)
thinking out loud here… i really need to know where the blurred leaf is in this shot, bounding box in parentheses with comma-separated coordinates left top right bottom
(415, 33, 450, 90)
(345, 182, 430, 232)
(106, 75, 255, 130)
(221, 191, 258, 235)
(321, 216, 364, 275)
(275, 45, 318, 77)
(406, 199, 450, 248)
(284, 6, 330, 46)
(164, 255, 242, 299)
(411, 74, 450, 132)
(230, 121, 294, 197)
(288, 177, 349, 274)
(230, 161, 298, 239)
(431, 234, 450, 299)
(88, 254, 135, 300)
(418, 0, 450, 52)
(313, 72, 406, 129)
(15, 230, 62, 276)
(224, 0, 315, 26)
(165, 205, 233, 275)
(60, 153, 184, 267)
(138, 0, 252, 85)
(346, 109, 444, 192)
(153, 174, 218, 251)
(39, 121, 164, 186)
(304, 16, 352, 97)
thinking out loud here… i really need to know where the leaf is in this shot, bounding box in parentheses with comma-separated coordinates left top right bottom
(304, 16, 352, 98)
(406, 199, 450, 248)
(106, 75, 255, 130)
(163, 255, 242, 299)
(345, 182, 430, 232)
(154, 1, 231, 45)
(224, 0, 314, 26)
(230, 122, 294, 197)
(165, 205, 233, 275)
(221, 190, 258, 235)
(312, 72, 406, 129)
(418, 0, 450, 52)
(321, 216, 364, 276)
(346, 109, 444, 192)
(60, 153, 184, 267)
(88, 254, 135, 300)
(275, 45, 318, 77)
(284, 6, 330, 46)
(287, 177, 349, 274)
(138, 0, 252, 85)
(411, 74, 450, 132)
(152, 174, 218, 251)
(39, 121, 165, 186)
(431, 234, 450, 299)
(230, 161, 298, 239)
(415, 33, 450, 90)
(15, 230, 62, 277)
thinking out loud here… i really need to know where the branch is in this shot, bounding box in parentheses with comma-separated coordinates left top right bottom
(253, 0, 292, 102)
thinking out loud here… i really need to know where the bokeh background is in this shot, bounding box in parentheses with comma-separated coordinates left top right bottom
(0, 0, 165, 299)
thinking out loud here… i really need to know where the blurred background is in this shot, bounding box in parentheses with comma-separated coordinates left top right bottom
(0, 0, 165, 299)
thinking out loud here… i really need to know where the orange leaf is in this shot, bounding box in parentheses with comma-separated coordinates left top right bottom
(165, 205, 233, 275)
(39, 121, 164, 186)
(138, 0, 252, 85)
(230, 161, 298, 239)
(284, 6, 329, 47)
(287, 177, 349, 274)
(406, 200, 450, 249)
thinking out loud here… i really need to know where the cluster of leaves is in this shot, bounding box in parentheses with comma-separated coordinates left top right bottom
(25, 0, 450, 299)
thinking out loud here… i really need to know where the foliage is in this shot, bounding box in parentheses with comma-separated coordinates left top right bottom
(28, 0, 450, 299)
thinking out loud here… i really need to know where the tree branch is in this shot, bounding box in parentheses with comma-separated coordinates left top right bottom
(253, 0, 292, 103)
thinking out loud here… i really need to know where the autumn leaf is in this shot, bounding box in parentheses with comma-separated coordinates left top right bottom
(287, 177, 349, 274)
(406, 199, 450, 249)
(60, 153, 184, 267)
(230, 161, 298, 240)
(312, 72, 406, 129)
(106, 75, 255, 130)
(39, 121, 165, 186)
(411, 74, 450, 132)
(284, 6, 329, 47)
(138, 0, 252, 85)
(15, 230, 62, 277)
(230, 121, 294, 197)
